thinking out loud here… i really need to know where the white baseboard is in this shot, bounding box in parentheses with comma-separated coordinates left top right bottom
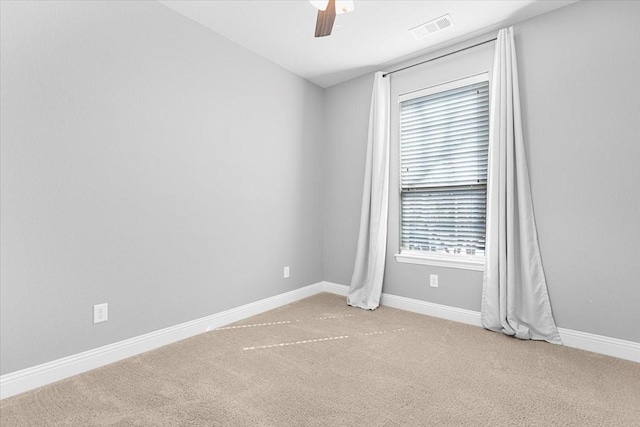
(322, 281, 349, 296)
(381, 293, 483, 327)
(0, 282, 324, 400)
(322, 282, 481, 327)
(321, 282, 640, 363)
(3, 280, 637, 400)
(557, 327, 640, 363)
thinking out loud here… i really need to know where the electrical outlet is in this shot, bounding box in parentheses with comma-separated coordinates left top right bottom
(93, 303, 108, 324)
(430, 274, 438, 288)
(284, 266, 290, 279)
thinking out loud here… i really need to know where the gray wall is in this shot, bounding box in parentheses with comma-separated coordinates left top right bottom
(323, 74, 374, 286)
(323, 0, 640, 342)
(0, 1, 324, 374)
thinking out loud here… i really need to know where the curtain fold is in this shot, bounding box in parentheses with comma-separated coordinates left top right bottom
(481, 27, 561, 344)
(347, 72, 390, 310)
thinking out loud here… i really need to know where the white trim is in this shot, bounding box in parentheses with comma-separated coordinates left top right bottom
(0, 282, 323, 400)
(321, 282, 639, 363)
(381, 292, 483, 327)
(322, 281, 349, 296)
(557, 328, 640, 363)
(398, 72, 489, 102)
(394, 252, 484, 271)
(322, 282, 481, 326)
(3, 281, 637, 400)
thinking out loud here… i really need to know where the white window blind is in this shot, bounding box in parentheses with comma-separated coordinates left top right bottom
(399, 75, 489, 257)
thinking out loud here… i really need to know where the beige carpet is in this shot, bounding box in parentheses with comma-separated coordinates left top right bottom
(1, 293, 639, 426)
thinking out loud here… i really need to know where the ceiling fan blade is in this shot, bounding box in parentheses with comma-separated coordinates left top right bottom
(315, 0, 336, 37)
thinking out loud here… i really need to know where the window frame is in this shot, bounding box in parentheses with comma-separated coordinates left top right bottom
(394, 73, 489, 271)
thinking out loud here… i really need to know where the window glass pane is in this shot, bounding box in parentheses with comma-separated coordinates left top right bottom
(400, 79, 489, 256)
(401, 187, 486, 255)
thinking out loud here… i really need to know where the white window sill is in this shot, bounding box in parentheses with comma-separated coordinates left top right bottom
(394, 252, 485, 271)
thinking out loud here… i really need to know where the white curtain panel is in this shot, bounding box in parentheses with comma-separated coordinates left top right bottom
(348, 72, 390, 310)
(481, 27, 562, 344)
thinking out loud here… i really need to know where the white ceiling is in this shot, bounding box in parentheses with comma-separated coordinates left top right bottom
(158, 0, 576, 88)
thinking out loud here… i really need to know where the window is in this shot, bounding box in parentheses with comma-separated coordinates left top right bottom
(395, 74, 489, 271)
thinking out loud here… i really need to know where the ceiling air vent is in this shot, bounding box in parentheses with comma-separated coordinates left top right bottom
(409, 14, 454, 40)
